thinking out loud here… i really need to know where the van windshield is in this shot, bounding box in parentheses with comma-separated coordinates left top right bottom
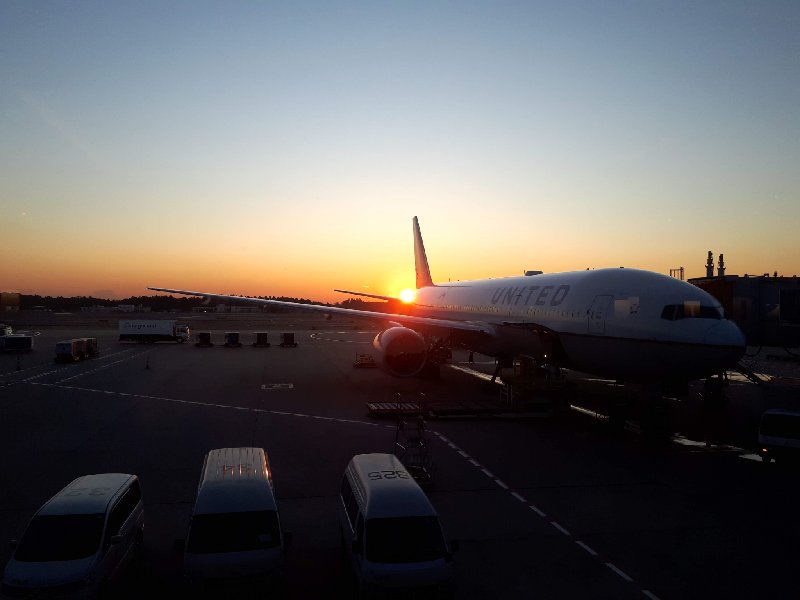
(187, 511, 280, 553)
(366, 516, 446, 563)
(760, 413, 800, 440)
(15, 514, 104, 562)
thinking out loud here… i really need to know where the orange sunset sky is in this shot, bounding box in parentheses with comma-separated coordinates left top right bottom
(2, 3, 798, 303)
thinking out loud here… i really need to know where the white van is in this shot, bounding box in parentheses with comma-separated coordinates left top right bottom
(758, 409, 800, 463)
(181, 447, 288, 584)
(339, 453, 456, 596)
(1, 473, 144, 599)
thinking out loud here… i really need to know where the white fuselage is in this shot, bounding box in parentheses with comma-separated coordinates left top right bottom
(410, 268, 744, 381)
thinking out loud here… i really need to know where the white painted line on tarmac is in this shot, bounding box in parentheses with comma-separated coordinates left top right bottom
(26, 383, 383, 427)
(529, 505, 546, 517)
(575, 541, 598, 556)
(423, 421, 663, 600)
(57, 352, 148, 383)
(550, 521, 571, 536)
(606, 562, 634, 582)
(446, 363, 497, 383)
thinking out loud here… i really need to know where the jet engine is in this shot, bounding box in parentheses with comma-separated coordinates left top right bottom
(372, 326, 427, 378)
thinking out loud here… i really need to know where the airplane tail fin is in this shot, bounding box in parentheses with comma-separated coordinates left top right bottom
(413, 216, 434, 289)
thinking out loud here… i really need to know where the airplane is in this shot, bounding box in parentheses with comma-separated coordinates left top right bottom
(149, 216, 745, 385)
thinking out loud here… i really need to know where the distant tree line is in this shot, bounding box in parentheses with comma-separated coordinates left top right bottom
(19, 294, 389, 313)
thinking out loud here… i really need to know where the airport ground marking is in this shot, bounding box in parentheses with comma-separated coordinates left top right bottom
(529, 504, 547, 517)
(26, 382, 384, 428)
(434, 432, 662, 599)
(550, 521, 571, 536)
(1, 361, 61, 379)
(308, 332, 371, 344)
(1, 349, 139, 388)
(575, 541, 598, 556)
(56, 351, 149, 383)
(605, 562, 634, 583)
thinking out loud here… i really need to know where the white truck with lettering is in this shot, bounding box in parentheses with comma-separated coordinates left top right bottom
(118, 320, 190, 344)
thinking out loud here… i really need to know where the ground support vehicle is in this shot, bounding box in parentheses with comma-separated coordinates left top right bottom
(339, 453, 455, 596)
(118, 320, 190, 343)
(758, 409, 800, 463)
(55, 339, 84, 362)
(1, 473, 144, 598)
(0, 334, 33, 352)
(179, 448, 289, 588)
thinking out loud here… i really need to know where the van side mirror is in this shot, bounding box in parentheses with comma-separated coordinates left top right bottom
(109, 535, 123, 545)
(9, 539, 19, 550)
(351, 540, 363, 555)
(173, 538, 185, 553)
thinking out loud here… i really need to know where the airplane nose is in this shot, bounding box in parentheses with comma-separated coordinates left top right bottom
(704, 321, 746, 358)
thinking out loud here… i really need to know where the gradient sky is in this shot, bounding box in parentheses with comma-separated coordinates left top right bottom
(2, 1, 798, 302)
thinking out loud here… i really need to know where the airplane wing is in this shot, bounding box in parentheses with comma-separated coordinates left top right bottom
(147, 287, 489, 333)
(333, 289, 398, 302)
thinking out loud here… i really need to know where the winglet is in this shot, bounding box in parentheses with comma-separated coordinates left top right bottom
(413, 216, 434, 289)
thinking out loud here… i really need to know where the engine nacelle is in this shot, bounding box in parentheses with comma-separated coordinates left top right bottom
(372, 327, 427, 378)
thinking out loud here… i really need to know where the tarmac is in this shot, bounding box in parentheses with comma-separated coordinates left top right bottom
(1, 311, 799, 599)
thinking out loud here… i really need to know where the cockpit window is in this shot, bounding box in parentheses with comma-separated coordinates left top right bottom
(661, 302, 722, 321)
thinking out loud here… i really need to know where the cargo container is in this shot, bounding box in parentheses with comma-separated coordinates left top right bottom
(81, 337, 99, 357)
(55, 339, 82, 362)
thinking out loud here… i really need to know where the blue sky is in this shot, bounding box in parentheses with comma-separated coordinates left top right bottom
(1, 1, 798, 299)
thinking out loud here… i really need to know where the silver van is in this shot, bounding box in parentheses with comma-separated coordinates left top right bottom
(1, 473, 144, 599)
(339, 453, 456, 596)
(758, 409, 800, 463)
(181, 447, 288, 584)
